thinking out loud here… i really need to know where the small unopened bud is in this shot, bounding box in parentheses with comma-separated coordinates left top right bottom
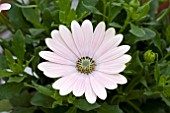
(144, 50, 156, 63)
(130, 0, 140, 8)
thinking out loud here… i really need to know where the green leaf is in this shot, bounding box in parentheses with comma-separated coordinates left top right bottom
(7, 76, 26, 83)
(0, 99, 13, 112)
(59, 0, 72, 13)
(7, 5, 30, 31)
(76, 0, 98, 17)
(42, 8, 53, 28)
(59, 9, 77, 26)
(29, 28, 45, 36)
(108, 6, 122, 24)
(22, 8, 41, 27)
(129, 51, 143, 70)
(127, 28, 156, 43)
(5, 49, 15, 65)
(65, 106, 77, 113)
(12, 107, 36, 113)
(154, 54, 160, 84)
(129, 24, 145, 37)
(163, 85, 170, 97)
(11, 30, 25, 63)
(161, 94, 170, 107)
(73, 99, 101, 111)
(149, 0, 158, 16)
(126, 90, 144, 100)
(165, 25, 170, 44)
(156, 6, 170, 21)
(31, 93, 55, 108)
(109, 22, 122, 28)
(0, 55, 8, 69)
(10, 91, 32, 107)
(96, 103, 123, 113)
(82, 2, 105, 17)
(31, 81, 54, 96)
(152, 31, 162, 55)
(0, 69, 13, 78)
(132, 1, 150, 20)
(0, 83, 23, 99)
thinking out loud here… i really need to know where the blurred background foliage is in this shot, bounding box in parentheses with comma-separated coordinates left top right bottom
(0, 0, 170, 113)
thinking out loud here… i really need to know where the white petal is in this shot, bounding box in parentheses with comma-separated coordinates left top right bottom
(105, 28, 116, 37)
(89, 22, 105, 57)
(59, 73, 80, 95)
(90, 74, 107, 100)
(97, 54, 131, 64)
(81, 20, 93, 56)
(71, 20, 85, 56)
(45, 38, 77, 62)
(95, 64, 126, 74)
(97, 45, 130, 62)
(38, 62, 76, 78)
(93, 31, 123, 60)
(73, 73, 86, 97)
(85, 76, 97, 104)
(71, 0, 79, 10)
(39, 51, 75, 65)
(0, 3, 11, 11)
(112, 74, 127, 84)
(59, 25, 80, 57)
(52, 77, 68, 90)
(52, 73, 75, 90)
(51, 30, 66, 45)
(93, 71, 118, 90)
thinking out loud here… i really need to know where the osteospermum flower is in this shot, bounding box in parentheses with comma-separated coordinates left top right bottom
(0, 3, 11, 12)
(38, 20, 131, 104)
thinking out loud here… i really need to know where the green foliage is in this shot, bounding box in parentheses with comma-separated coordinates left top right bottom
(73, 99, 101, 111)
(0, 99, 13, 112)
(96, 103, 123, 113)
(0, 0, 170, 113)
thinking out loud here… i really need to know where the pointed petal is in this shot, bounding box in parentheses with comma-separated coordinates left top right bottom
(93, 71, 118, 90)
(89, 22, 105, 57)
(112, 74, 127, 84)
(59, 73, 80, 95)
(38, 62, 76, 78)
(52, 77, 68, 90)
(95, 64, 126, 74)
(71, 20, 85, 56)
(85, 76, 97, 104)
(81, 20, 93, 56)
(90, 74, 107, 100)
(0, 3, 11, 11)
(45, 38, 77, 62)
(52, 72, 78, 92)
(51, 30, 65, 45)
(93, 31, 123, 60)
(73, 73, 86, 97)
(97, 45, 130, 62)
(97, 54, 131, 64)
(39, 51, 75, 65)
(59, 25, 80, 57)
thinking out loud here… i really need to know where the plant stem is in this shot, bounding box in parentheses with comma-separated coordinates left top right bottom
(103, 0, 107, 21)
(126, 100, 143, 113)
(119, 15, 131, 33)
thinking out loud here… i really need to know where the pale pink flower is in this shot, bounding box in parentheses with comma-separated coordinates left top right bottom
(38, 20, 131, 104)
(0, 3, 11, 12)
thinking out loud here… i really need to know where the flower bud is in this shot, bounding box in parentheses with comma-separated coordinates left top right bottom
(144, 50, 156, 63)
(130, 0, 140, 8)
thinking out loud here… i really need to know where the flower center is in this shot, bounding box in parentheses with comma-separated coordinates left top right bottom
(76, 56, 96, 74)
